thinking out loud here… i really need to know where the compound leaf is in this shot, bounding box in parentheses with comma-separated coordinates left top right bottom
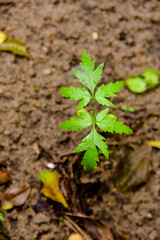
(60, 109, 93, 132)
(60, 87, 91, 109)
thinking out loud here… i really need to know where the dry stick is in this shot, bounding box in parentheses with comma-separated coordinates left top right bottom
(63, 215, 93, 240)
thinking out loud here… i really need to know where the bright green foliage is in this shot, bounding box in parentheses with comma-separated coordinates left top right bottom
(60, 50, 133, 171)
(126, 68, 160, 93)
(61, 109, 93, 132)
(60, 87, 91, 109)
(95, 81, 124, 107)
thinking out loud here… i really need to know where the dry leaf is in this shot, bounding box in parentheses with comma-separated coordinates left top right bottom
(147, 140, 160, 149)
(0, 171, 9, 184)
(68, 233, 83, 240)
(1, 186, 31, 210)
(0, 39, 29, 57)
(0, 32, 7, 44)
(39, 171, 68, 208)
(115, 145, 151, 191)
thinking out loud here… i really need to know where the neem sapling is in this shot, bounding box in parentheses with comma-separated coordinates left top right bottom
(60, 50, 133, 171)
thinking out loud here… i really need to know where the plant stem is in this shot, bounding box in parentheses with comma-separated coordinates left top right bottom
(92, 96, 96, 126)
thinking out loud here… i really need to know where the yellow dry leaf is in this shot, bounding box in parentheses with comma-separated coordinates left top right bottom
(39, 171, 68, 208)
(68, 233, 83, 240)
(147, 140, 160, 149)
(0, 32, 7, 44)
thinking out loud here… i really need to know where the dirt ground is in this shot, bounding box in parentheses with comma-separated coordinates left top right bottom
(0, 0, 160, 239)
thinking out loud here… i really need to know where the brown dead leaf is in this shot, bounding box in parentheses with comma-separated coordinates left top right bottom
(1, 186, 31, 210)
(0, 171, 9, 184)
(115, 145, 151, 191)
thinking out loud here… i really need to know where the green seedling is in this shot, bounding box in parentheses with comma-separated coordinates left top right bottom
(60, 50, 133, 171)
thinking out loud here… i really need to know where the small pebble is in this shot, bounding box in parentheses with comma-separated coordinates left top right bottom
(35, 102, 42, 108)
(43, 68, 52, 76)
(47, 163, 55, 169)
(20, 121, 27, 128)
(33, 213, 50, 224)
(92, 32, 99, 41)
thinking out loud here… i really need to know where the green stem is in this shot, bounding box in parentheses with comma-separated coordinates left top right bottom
(92, 96, 96, 126)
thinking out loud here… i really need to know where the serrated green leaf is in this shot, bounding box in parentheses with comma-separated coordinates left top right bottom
(96, 81, 124, 98)
(96, 108, 109, 121)
(95, 81, 123, 106)
(59, 87, 91, 109)
(95, 97, 115, 107)
(96, 118, 116, 133)
(73, 131, 93, 152)
(114, 121, 133, 134)
(81, 145, 99, 171)
(73, 50, 104, 92)
(73, 71, 90, 89)
(80, 49, 95, 73)
(60, 109, 93, 132)
(74, 129, 109, 170)
(94, 131, 109, 159)
(92, 63, 104, 88)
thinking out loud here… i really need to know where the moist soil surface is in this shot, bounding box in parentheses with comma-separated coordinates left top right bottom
(0, 1, 160, 240)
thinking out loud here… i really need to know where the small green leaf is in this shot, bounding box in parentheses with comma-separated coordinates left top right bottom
(96, 81, 124, 98)
(96, 108, 109, 121)
(114, 121, 133, 134)
(73, 71, 90, 89)
(141, 68, 160, 88)
(92, 63, 104, 88)
(96, 118, 116, 133)
(73, 50, 104, 91)
(80, 49, 95, 73)
(74, 129, 109, 169)
(60, 109, 93, 131)
(95, 96, 115, 107)
(94, 131, 109, 159)
(0, 39, 29, 57)
(81, 145, 99, 171)
(95, 81, 123, 107)
(126, 76, 147, 93)
(59, 87, 91, 109)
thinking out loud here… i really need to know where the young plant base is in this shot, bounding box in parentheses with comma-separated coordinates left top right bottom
(60, 50, 133, 171)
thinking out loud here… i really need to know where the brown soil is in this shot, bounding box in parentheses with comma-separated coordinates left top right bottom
(0, 0, 160, 240)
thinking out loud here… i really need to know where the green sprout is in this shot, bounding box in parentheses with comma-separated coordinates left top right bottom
(60, 50, 133, 171)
